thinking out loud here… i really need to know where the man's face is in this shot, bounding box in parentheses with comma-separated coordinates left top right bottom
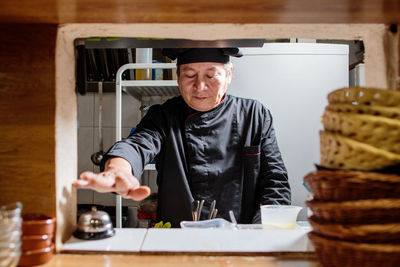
(178, 62, 232, 112)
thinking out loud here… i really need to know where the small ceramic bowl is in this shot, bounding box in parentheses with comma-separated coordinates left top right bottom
(22, 214, 55, 236)
(21, 234, 53, 251)
(17, 244, 54, 266)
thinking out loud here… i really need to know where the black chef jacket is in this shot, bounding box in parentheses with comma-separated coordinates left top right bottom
(102, 94, 290, 227)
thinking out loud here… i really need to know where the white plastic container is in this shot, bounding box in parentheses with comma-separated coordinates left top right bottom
(260, 205, 302, 230)
(135, 48, 152, 80)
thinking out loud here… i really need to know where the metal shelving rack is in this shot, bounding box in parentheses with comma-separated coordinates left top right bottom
(114, 62, 178, 228)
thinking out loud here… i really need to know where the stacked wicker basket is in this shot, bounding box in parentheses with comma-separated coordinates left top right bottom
(303, 87, 400, 267)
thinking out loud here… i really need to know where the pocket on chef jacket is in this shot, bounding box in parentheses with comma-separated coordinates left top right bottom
(243, 145, 261, 180)
(243, 145, 261, 157)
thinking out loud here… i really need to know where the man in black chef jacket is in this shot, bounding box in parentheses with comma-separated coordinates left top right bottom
(73, 48, 291, 227)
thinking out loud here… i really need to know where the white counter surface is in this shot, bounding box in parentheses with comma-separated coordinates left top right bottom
(62, 228, 147, 252)
(141, 228, 312, 253)
(62, 222, 313, 254)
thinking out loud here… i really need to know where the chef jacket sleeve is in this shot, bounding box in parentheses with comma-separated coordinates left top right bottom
(101, 104, 166, 178)
(252, 108, 291, 223)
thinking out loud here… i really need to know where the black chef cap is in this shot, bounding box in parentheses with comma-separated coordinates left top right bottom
(162, 48, 243, 65)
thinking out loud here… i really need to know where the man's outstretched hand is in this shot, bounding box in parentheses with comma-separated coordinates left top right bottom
(72, 158, 151, 201)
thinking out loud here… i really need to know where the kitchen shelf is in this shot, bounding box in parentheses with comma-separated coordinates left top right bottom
(122, 80, 179, 100)
(117, 63, 179, 101)
(86, 81, 179, 100)
(115, 63, 176, 228)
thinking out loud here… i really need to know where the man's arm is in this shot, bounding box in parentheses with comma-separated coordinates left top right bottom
(73, 104, 167, 201)
(72, 157, 151, 201)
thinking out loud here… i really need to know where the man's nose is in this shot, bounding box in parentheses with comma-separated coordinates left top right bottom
(194, 76, 207, 91)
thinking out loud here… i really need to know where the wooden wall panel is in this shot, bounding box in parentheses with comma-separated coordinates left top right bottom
(0, 72, 54, 125)
(0, 24, 57, 217)
(0, 0, 399, 24)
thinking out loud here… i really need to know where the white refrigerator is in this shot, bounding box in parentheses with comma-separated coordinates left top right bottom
(229, 43, 349, 220)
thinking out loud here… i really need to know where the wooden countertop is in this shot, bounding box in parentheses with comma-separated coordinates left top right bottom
(42, 253, 319, 267)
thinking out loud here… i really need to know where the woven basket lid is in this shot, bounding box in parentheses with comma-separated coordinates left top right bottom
(322, 110, 400, 154)
(320, 131, 400, 171)
(328, 87, 400, 107)
(326, 103, 400, 121)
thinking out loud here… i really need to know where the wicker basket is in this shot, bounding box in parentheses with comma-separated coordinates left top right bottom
(306, 198, 400, 224)
(303, 170, 400, 201)
(328, 87, 400, 107)
(308, 231, 400, 267)
(320, 131, 400, 171)
(326, 104, 400, 121)
(322, 110, 400, 154)
(308, 216, 400, 243)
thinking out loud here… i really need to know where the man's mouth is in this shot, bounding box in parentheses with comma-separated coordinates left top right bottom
(194, 96, 207, 100)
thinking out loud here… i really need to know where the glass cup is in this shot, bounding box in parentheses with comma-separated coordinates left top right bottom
(0, 202, 22, 267)
(260, 205, 302, 230)
(0, 202, 22, 220)
(0, 217, 22, 236)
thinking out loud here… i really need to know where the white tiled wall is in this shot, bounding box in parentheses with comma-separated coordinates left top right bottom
(77, 92, 159, 206)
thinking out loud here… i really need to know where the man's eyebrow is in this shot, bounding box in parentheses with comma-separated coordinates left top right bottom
(206, 67, 218, 71)
(181, 66, 195, 72)
(181, 66, 219, 71)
